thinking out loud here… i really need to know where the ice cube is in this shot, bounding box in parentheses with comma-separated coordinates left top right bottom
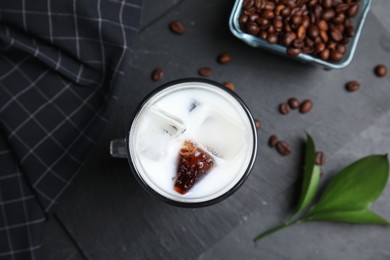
(192, 105, 246, 161)
(138, 106, 186, 160)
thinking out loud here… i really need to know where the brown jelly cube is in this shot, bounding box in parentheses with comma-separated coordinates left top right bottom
(174, 140, 214, 194)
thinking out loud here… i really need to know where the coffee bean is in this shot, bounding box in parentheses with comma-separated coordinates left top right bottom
(314, 5, 323, 19)
(333, 13, 345, 24)
(255, 0, 265, 9)
(267, 33, 278, 44)
(345, 80, 360, 92)
(254, 119, 262, 129)
(292, 39, 304, 48)
(315, 42, 326, 53)
(302, 15, 310, 28)
(322, 9, 336, 20)
(317, 20, 328, 31)
(336, 44, 346, 54)
(246, 22, 260, 35)
(273, 17, 284, 30)
(328, 41, 337, 50)
(274, 4, 285, 15)
(315, 151, 326, 165)
(269, 135, 278, 147)
(336, 24, 345, 34)
(297, 26, 306, 39)
(239, 14, 249, 25)
(264, 1, 275, 10)
(249, 13, 259, 22)
(287, 47, 301, 56)
(279, 102, 290, 115)
(374, 64, 387, 77)
(217, 53, 232, 64)
(288, 97, 300, 109)
(151, 68, 164, 81)
(268, 25, 276, 34)
(259, 31, 268, 39)
(299, 99, 313, 113)
(283, 32, 297, 46)
(305, 37, 314, 47)
(347, 4, 359, 17)
(291, 15, 302, 26)
(257, 17, 270, 28)
(281, 7, 291, 17)
(243, 0, 254, 10)
(330, 29, 342, 42)
(303, 46, 314, 54)
(276, 141, 292, 156)
(319, 31, 328, 42)
(198, 67, 212, 77)
(308, 25, 319, 38)
(323, 0, 333, 9)
(223, 81, 236, 91)
(169, 20, 185, 34)
(262, 9, 274, 19)
(308, 0, 318, 7)
(336, 3, 349, 13)
(330, 50, 343, 61)
(319, 49, 330, 60)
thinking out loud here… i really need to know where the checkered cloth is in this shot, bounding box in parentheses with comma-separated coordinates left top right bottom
(0, 0, 142, 259)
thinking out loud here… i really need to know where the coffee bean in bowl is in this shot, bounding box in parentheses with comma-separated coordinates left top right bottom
(229, 0, 372, 69)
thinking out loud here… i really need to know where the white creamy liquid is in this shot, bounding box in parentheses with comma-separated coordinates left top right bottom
(129, 81, 256, 203)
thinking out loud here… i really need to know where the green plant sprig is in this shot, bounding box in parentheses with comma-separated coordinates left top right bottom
(254, 134, 389, 243)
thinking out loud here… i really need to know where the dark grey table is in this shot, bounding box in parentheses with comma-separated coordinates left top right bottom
(42, 0, 390, 259)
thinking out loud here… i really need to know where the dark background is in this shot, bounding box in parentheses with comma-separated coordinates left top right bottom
(42, 0, 390, 259)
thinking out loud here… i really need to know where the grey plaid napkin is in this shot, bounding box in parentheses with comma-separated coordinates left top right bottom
(0, 0, 142, 259)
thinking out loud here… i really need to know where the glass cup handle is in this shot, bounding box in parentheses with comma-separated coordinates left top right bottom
(110, 138, 127, 158)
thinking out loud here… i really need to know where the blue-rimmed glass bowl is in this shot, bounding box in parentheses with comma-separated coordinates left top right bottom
(229, 0, 372, 69)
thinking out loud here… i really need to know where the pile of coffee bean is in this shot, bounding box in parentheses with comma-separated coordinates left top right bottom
(239, 0, 360, 62)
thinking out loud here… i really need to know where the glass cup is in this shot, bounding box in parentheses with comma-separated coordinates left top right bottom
(110, 78, 258, 207)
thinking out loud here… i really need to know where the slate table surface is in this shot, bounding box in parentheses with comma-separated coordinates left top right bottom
(42, 0, 390, 259)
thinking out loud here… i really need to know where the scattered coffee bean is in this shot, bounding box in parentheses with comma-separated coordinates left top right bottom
(217, 53, 232, 64)
(223, 81, 235, 91)
(299, 99, 313, 114)
(288, 97, 300, 109)
(269, 135, 278, 147)
(279, 102, 290, 115)
(169, 20, 185, 34)
(254, 119, 262, 129)
(198, 67, 212, 77)
(276, 140, 292, 156)
(374, 64, 387, 77)
(315, 151, 326, 166)
(151, 68, 164, 81)
(345, 80, 360, 92)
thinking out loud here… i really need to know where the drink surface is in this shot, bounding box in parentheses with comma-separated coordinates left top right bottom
(129, 81, 255, 203)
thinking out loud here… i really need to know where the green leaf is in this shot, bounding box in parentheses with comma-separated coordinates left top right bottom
(304, 210, 389, 225)
(292, 134, 321, 216)
(309, 154, 389, 215)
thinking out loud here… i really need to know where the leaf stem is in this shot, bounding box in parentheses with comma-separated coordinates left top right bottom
(254, 219, 303, 243)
